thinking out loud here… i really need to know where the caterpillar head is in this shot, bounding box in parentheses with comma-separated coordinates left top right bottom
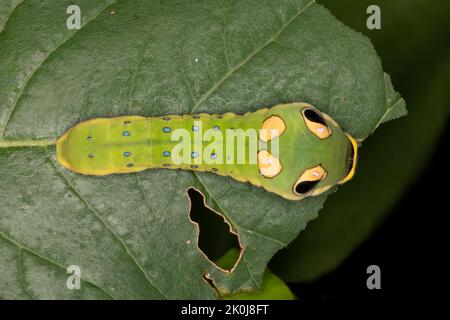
(258, 103, 358, 200)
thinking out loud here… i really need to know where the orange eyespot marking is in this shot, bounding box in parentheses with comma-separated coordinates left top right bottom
(259, 116, 286, 142)
(301, 108, 331, 139)
(293, 165, 326, 196)
(258, 150, 282, 178)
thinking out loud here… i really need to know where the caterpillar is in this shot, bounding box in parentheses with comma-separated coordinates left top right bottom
(56, 102, 358, 200)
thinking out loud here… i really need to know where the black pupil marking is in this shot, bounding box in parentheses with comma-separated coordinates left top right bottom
(304, 108, 326, 126)
(127, 163, 134, 167)
(124, 120, 131, 124)
(295, 180, 320, 194)
(88, 154, 94, 158)
(87, 136, 92, 140)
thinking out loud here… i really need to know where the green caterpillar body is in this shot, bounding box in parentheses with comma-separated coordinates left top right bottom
(57, 102, 358, 200)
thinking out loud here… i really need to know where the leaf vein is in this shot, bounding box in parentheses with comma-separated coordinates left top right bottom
(0, 0, 119, 137)
(0, 229, 115, 299)
(0, 0, 25, 35)
(18, 249, 34, 300)
(372, 96, 404, 133)
(189, 0, 315, 113)
(46, 153, 168, 299)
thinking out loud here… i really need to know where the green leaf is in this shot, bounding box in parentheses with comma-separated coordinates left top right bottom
(0, 0, 23, 33)
(217, 249, 295, 300)
(270, 0, 450, 282)
(0, 0, 403, 299)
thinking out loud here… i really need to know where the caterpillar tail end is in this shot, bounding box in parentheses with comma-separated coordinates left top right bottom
(56, 123, 113, 176)
(56, 129, 74, 173)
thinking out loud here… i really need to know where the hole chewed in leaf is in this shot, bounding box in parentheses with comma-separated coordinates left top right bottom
(187, 187, 242, 272)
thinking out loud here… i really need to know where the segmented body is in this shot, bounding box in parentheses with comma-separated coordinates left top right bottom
(57, 102, 358, 200)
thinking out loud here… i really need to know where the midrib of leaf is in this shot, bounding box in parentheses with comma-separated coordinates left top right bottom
(0, 0, 119, 138)
(0, 139, 55, 148)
